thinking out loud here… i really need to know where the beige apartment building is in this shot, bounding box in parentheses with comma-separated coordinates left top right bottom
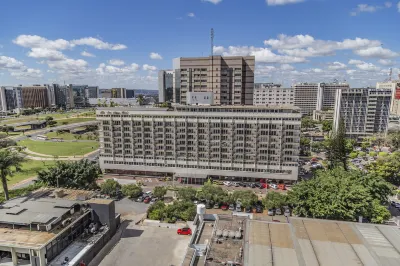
(179, 56, 255, 105)
(97, 105, 301, 183)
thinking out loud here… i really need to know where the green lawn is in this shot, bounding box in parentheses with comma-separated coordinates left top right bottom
(45, 131, 96, 141)
(4, 160, 56, 189)
(18, 139, 99, 156)
(54, 117, 96, 126)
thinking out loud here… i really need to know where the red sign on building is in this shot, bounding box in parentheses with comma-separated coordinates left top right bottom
(396, 83, 400, 100)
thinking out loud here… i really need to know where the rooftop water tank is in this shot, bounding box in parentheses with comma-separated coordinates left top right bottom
(216, 229, 223, 237)
(229, 231, 235, 238)
(235, 231, 242, 239)
(197, 204, 206, 215)
(223, 230, 229, 238)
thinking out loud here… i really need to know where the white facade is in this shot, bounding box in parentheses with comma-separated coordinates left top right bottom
(186, 92, 213, 105)
(253, 83, 294, 106)
(377, 80, 400, 116)
(333, 88, 392, 138)
(293, 83, 349, 116)
(97, 106, 301, 182)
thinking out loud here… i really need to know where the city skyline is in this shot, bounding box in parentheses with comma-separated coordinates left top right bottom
(0, 0, 399, 89)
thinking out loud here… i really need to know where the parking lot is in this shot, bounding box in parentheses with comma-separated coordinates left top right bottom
(98, 224, 190, 266)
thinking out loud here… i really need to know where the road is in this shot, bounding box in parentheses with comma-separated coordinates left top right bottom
(13, 120, 98, 141)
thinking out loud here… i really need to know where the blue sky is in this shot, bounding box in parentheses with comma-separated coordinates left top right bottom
(0, 0, 399, 89)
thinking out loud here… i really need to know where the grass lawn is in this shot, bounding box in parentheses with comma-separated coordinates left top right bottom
(54, 117, 96, 126)
(18, 139, 99, 156)
(4, 160, 56, 189)
(45, 131, 96, 141)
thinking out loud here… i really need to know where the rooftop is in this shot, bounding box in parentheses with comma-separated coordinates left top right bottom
(245, 217, 400, 266)
(0, 227, 55, 249)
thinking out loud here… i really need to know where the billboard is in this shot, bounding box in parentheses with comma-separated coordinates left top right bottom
(396, 83, 400, 100)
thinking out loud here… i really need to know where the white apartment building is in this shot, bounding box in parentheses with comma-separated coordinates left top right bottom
(333, 88, 392, 138)
(377, 79, 400, 115)
(97, 106, 301, 183)
(253, 83, 294, 106)
(293, 82, 349, 115)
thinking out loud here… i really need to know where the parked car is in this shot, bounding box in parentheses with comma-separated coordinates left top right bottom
(177, 228, 192, 235)
(229, 204, 235, 211)
(136, 196, 144, 202)
(213, 203, 220, 209)
(249, 183, 257, 188)
(221, 203, 229, 210)
(255, 205, 263, 213)
(268, 209, 275, 216)
(245, 206, 253, 213)
(206, 201, 213, 209)
(145, 191, 153, 196)
(270, 184, 278, 190)
(233, 182, 240, 187)
(236, 203, 242, 212)
(254, 183, 263, 189)
(223, 181, 232, 187)
(143, 197, 151, 204)
(284, 208, 291, 217)
(275, 208, 282, 215)
(151, 197, 158, 203)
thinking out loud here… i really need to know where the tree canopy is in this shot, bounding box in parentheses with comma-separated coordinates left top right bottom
(326, 119, 348, 170)
(153, 186, 167, 199)
(121, 184, 143, 198)
(301, 117, 316, 129)
(262, 191, 288, 210)
(288, 168, 392, 223)
(147, 200, 196, 223)
(366, 152, 400, 186)
(100, 179, 121, 197)
(37, 159, 101, 189)
(0, 149, 25, 200)
(176, 187, 198, 201)
(197, 179, 226, 203)
(322, 120, 333, 132)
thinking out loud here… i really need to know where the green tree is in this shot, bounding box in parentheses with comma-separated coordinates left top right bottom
(176, 187, 198, 201)
(153, 186, 167, 199)
(231, 190, 258, 208)
(121, 184, 143, 198)
(137, 94, 145, 106)
(301, 117, 316, 129)
(388, 132, 400, 150)
(36, 159, 101, 189)
(327, 119, 347, 170)
(147, 201, 166, 220)
(366, 152, 400, 186)
(349, 152, 358, 159)
(0, 133, 16, 149)
(45, 116, 54, 122)
(369, 151, 377, 157)
(0, 150, 25, 200)
(300, 136, 311, 147)
(322, 120, 333, 132)
(197, 179, 227, 203)
(288, 168, 392, 223)
(100, 179, 121, 197)
(48, 120, 57, 127)
(262, 191, 287, 210)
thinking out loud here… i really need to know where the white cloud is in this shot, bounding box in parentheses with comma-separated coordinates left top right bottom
(351, 3, 393, 16)
(96, 63, 140, 76)
(188, 13, 195, 17)
(328, 61, 347, 70)
(266, 0, 304, 6)
(280, 64, 295, 70)
(143, 64, 157, 71)
(356, 62, 380, 71)
(0, 56, 26, 70)
(81, 51, 95, 57)
(150, 52, 163, 60)
(264, 34, 315, 49)
(213, 46, 225, 54)
(11, 68, 43, 79)
(312, 68, 323, 73)
(72, 37, 127, 50)
(378, 59, 395, 66)
(354, 46, 398, 59)
(47, 58, 88, 74)
(349, 59, 365, 65)
(13, 35, 74, 50)
(27, 48, 66, 61)
(202, 0, 223, 4)
(346, 69, 357, 75)
(108, 59, 125, 66)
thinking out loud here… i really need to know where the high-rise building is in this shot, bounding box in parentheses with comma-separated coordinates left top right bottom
(70, 84, 88, 107)
(172, 58, 181, 104)
(377, 79, 400, 115)
(19, 86, 49, 108)
(178, 56, 255, 105)
(3, 87, 22, 111)
(158, 70, 174, 102)
(97, 105, 301, 183)
(54, 84, 74, 109)
(293, 82, 349, 115)
(253, 83, 294, 106)
(333, 88, 392, 138)
(45, 84, 56, 107)
(99, 88, 127, 98)
(86, 86, 99, 98)
(126, 89, 135, 98)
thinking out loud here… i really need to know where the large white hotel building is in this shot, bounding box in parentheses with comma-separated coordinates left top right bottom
(97, 106, 301, 184)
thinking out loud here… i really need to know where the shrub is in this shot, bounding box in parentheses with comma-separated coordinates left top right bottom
(349, 152, 358, 159)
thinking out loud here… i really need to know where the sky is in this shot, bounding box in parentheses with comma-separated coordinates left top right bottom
(0, 0, 399, 90)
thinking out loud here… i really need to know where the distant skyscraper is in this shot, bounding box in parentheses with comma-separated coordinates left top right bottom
(126, 89, 135, 98)
(158, 70, 174, 102)
(54, 84, 74, 109)
(70, 85, 88, 107)
(333, 88, 392, 138)
(19, 86, 49, 108)
(100, 88, 126, 98)
(253, 83, 294, 106)
(178, 56, 255, 105)
(377, 80, 400, 115)
(86, 86, 99, 98)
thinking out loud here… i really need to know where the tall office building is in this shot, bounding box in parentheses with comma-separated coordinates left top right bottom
(178, 56, 255, 105)
(293, 82, 350, 115)
(333, 88, 392, 138)
(253, 83, 294, 106)
(19, 86, 49, 108)
(97, 105, 301, 183)
(70, 85, 88, 107)
(126, 89, 135, 99)
(86, 86, 99, 98)
(45, 84, 56, 107)
(377, 79, 400, 115)
(54, 84, 74, 109)
(172, 58, 181, 104)
(158, 70, 174, 102)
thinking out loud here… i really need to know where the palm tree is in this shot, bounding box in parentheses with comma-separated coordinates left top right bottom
(0, 149, 25, 201)
(137, 94, 144, 106)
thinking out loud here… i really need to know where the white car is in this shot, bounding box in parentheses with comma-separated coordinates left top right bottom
(223, 181, 232, 186)
(270, 184, 278, 190)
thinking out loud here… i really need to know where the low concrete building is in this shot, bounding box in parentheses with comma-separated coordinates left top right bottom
(0, 188, 119, 266)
